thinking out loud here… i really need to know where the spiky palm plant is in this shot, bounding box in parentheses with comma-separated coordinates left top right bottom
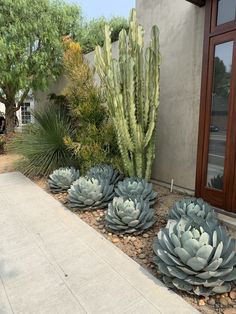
(9, 104, 78, 177)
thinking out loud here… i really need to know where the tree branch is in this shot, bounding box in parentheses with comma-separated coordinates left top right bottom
(14, 88, 30, 111)
(0, 95, 7, 105)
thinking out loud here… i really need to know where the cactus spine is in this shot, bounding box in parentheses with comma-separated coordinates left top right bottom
(95, 9, 160, 180)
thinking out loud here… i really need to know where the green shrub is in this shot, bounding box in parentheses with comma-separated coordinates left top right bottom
(63, 38, 121, 174)
(9, 104, 78, 177)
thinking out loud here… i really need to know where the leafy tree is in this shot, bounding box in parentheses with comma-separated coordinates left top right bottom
(213, 57, 231, 97)
(78, 17, 128, 54)
(0, 0, 81, 133)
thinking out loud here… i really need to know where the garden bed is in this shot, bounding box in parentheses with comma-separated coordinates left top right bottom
(34, 178, 236, 314)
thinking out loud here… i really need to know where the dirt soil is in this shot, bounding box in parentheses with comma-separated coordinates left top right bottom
(0, 153, 20, 174)
(1, 155, 236, 314)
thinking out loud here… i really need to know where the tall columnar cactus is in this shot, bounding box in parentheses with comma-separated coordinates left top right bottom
(95, 9, 160, 180)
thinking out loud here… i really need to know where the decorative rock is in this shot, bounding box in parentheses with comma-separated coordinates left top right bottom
(138, 253, 146, 259)
(134, 241, 143, 250)
(229, 291, 236, 300)
(227, 297, 233, 305)
(124, 238, 129, 244)
(143, 233, 149, 238)
(98, 225, 104, 229)
(198, 299, 205, 306)
(224, 309, 236, 314)
(219, 296, 228, 306)
(207, 298, 215, 306)
(131, 236, 136, 242)
(112, 238, 120, 243)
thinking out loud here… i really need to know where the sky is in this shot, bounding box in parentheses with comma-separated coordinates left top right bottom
(68, 0, 135, 20)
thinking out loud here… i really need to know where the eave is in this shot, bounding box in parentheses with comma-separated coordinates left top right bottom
(186, 0, 206, 7)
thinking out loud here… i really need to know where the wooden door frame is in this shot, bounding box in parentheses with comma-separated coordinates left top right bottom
(195, 0, 236, 211)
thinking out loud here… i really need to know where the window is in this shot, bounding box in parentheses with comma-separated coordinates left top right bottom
(21, 103, 31, 124)
(217, 0, 236, 26)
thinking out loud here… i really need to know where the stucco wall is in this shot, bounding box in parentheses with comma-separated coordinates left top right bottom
(136, 0, 205, 191)
(34, 42, 119, 105)
(34, 75, 68, 107)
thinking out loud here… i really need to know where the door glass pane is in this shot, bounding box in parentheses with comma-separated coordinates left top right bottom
(207, 41, 233, 190)
(217, 0, 236, 25)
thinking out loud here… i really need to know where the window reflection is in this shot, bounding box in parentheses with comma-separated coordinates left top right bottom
(217, 0, 236, 25)
(207, 41, 233, 190)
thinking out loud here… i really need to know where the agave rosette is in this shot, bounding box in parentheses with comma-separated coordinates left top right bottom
(168, 198, 217, 225)
(115, 177, 157, 205)
(105, 196, 155, 234)
(48, 167, 80, 193)
(68, 176, 114, 210)
(86, 164, 122, 185)
(153, 217, 236, 296)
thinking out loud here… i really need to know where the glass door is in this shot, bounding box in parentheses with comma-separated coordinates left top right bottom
(196, 0, 236, 212)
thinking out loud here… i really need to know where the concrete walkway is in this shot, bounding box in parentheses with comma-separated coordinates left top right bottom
(0, 172, 198, 314)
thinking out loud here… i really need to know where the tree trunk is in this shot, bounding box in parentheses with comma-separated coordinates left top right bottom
(5, 103, 17, 134)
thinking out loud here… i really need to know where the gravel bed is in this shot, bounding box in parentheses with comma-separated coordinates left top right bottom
(35, 178, 236, 314)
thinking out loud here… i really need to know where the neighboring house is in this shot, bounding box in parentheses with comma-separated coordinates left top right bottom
(0, 94, 35, 131)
